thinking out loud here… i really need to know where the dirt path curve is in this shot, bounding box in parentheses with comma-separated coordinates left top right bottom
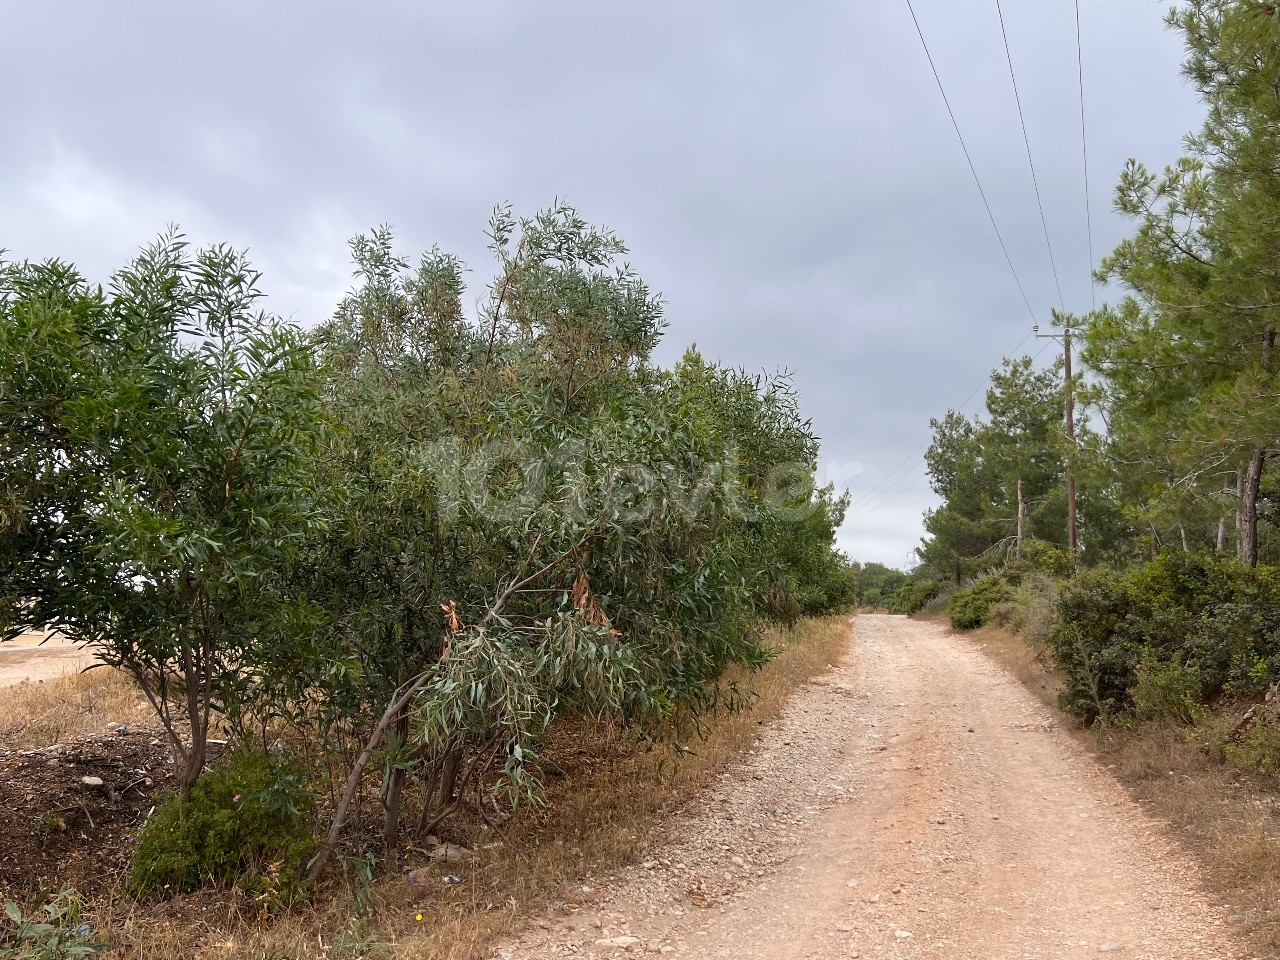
(497, 615, 1245, 960)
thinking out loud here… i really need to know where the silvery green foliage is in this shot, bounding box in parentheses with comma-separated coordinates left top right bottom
(1, 888, 100, 958)
(0, 204, 852, 875)
(299, 204, 850, 852)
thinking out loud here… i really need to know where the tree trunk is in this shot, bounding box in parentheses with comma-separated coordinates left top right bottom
(434, 744, 464, 812)
(309, 671, 434, 883)
(179, 726, 206, 804)
(382, 705, 411, 854)
(1243, 447, 1265, 567)
(1243, 326, 1278, 568)
(1179, 524, 1190, 553)
(178, 638, 210, 804)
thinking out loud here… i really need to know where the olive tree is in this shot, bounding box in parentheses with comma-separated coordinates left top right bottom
(300, 205, 848, 876)
(0, 235, 325, 800)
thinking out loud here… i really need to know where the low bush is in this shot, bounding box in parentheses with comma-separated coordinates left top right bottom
(1006, 571, 1059, 644)
(0, 887, 99, 959)
(887, 579, 939, 615)
(949, 576, 1010, 630)
(1049, 553, 1280, 722)
(129, 750, 316, 904)
(1009, 543, 1073, 582)
(1131, 657, 1206, 724)
(1223, 719, 1280, 779)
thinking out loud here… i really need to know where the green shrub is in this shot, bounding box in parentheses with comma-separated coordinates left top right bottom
(130, 750, 316, 903)
(1224, 720, 1280, 779)
(1024, 542, 1073, 580)
(887, 580, 939, 615)
(1186, 601, 1280, 698)
(1006, 572, 1059, 644)
(1049, 553, 1280, 722)
(1001, 545, 1073, 587)
(1048, 567, 1145, 720)
(948, 576, 1010, 630)
(1131, 657, 1206, 724)
(0, 887, 100, 959)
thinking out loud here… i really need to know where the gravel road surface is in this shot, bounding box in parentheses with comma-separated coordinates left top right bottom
(495, 614, 1244, 960)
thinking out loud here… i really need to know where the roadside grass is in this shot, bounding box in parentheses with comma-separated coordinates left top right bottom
(946, 616, 1280, 958)
(4, 615, 852, 959)
(0, 665, 141, 749)
(961, 622, 1060, 710)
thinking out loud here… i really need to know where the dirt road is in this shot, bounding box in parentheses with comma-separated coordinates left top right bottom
(497, 615, 1243, 960)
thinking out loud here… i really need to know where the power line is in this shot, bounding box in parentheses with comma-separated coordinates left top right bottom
(847, 330, 1033, 512)
(845, 352, 1004, 512)
(852, 1, 1078, 516)
(847, 464, 931, 524)
(994, 0, 1065, 310)
(847, 443, 928, 511)
(853, 5, 1084, 535)
(1074, 0, 1096, 309)
(847, 330, 1035, 515)
(845, 373, 984, 513)
(848, 335, 1056, 523)
(847, 462, 930, 523)
(903, 0, 1039, 326)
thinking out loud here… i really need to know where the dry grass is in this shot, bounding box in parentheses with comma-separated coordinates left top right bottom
(86, 615, 854, 959)
(948, 617, 1280, 958)
(1089, 721, 1280, 955)
(962, 621, 1063, 711)
(0, 666, 144, 749)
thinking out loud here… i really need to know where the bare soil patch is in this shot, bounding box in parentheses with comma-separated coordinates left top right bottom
(0, 726, 174, 900)
(0, 633, 98, 688)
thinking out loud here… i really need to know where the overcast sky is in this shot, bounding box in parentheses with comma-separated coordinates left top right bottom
(0, 2, 1205, 567)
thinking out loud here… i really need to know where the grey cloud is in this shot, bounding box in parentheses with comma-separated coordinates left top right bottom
(0, 1, 1204, 565)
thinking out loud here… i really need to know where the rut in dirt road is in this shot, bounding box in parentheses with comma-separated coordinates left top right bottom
(496, 615, 1244, 960)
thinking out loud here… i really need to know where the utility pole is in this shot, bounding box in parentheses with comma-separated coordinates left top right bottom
(1016, 477, 1024, 559)
(1034, 316, 1078, 562)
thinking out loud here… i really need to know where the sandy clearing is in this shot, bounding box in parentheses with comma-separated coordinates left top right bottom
(0, 633, 97, 688)
(496, 614, 1244, 960)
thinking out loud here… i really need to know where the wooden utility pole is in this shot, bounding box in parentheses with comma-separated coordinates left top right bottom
(1216, 474, 1232, 553)
(1035, 317, 1078, 562)
(1016, 478, 1024, 559)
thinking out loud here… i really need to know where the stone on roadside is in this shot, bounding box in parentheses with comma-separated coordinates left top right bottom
(595, 935, 642, 950)
(428, 842, 473, 862)
(407, 868, 434, 886)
